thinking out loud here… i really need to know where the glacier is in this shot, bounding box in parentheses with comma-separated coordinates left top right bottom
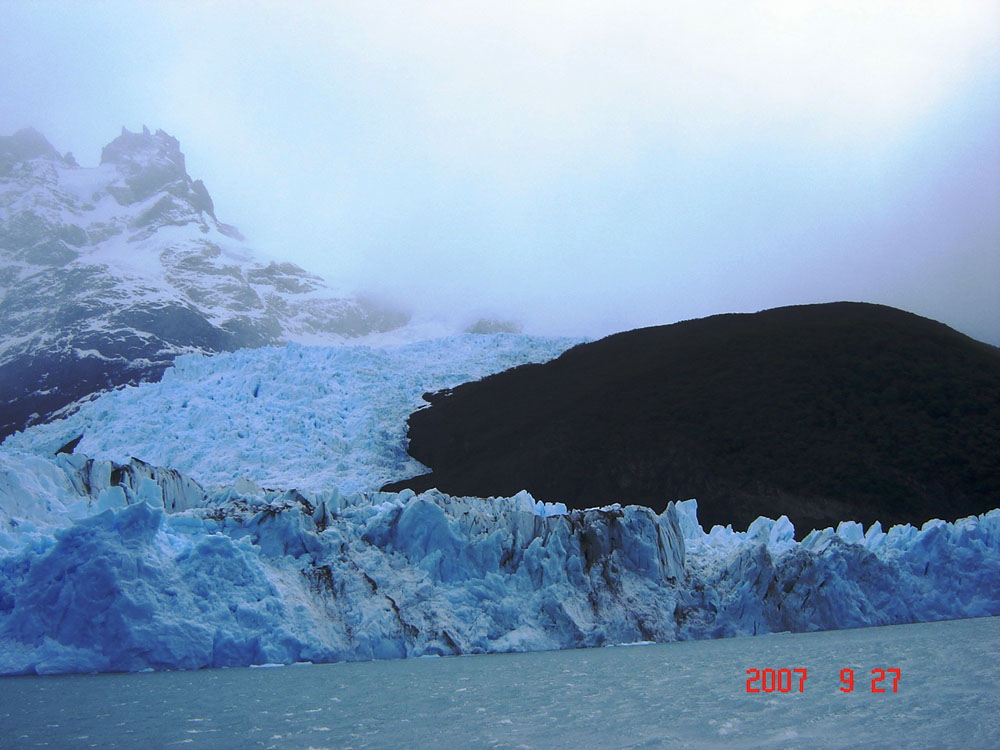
(0, 447, 997, 675)
(0, 334, 997, 675)
(1, 334, 581, 493)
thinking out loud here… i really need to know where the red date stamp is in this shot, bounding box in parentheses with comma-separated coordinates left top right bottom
(745, 668, 901, 693)
(746, 668, 808, 693)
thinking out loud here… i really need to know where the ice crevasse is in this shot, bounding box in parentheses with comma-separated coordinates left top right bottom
(0, 450, 997, 675)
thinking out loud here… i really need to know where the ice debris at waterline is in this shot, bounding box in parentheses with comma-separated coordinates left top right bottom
(0, 451, 998, 675)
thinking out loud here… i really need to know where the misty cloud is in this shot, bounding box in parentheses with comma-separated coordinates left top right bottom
(2, 1, 998, 342)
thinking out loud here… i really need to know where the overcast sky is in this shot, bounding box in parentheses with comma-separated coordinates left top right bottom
(3, 1, 998, 343)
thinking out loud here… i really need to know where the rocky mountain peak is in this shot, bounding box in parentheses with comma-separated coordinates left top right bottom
(99, 126, 202, 209)
(0, 128, 72, 173)
(100, 125, 185, 171)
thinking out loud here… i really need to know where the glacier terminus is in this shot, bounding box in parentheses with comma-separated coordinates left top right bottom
(0, 337, 997, 676)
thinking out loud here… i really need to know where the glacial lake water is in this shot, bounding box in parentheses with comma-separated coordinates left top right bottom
(1, 616, 997, 750)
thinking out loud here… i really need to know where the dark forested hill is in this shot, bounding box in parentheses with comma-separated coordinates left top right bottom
(384, 303, 1000, 535)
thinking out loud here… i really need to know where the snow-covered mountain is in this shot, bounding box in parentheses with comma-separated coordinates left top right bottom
(1, 335, 997, 675)
(0, 126, 408, 440)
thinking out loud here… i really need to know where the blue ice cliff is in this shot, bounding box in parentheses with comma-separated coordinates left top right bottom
(0, 449, 997, 675)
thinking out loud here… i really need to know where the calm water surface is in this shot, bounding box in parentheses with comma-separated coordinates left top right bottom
(1, 617, 997, 749)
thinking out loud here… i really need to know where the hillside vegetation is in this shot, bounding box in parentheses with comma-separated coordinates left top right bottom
(385, 303, 1000, 534)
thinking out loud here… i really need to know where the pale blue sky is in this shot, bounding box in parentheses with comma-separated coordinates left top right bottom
(3, 1, 998, 343)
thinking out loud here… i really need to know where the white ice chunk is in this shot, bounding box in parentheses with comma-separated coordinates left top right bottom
(137, 477, 163, 507)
